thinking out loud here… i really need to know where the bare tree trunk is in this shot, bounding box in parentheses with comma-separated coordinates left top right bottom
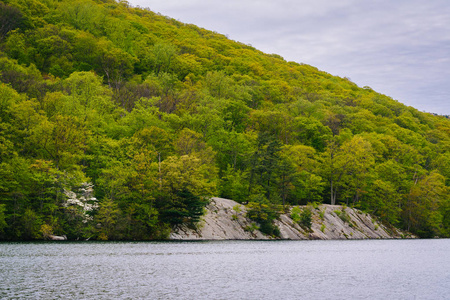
(330, 180, 335, 205)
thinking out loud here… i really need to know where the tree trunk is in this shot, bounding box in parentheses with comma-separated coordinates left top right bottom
(330, 180, 335, 205)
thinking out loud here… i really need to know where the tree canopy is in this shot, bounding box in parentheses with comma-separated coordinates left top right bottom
(0, 0, 449, 239)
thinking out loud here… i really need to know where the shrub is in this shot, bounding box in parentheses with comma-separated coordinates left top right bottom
(299, 208, 312, 230)
(232, 204, 242, 220)
(319, 209, 325, 220)
(246, 202, 281, 237)
(335, 208, 350, 223)
(244, 223, 259, 232)
(290, 206, 302, 223)
(309, 202, 320, 210)
(291, 206, 312, 230)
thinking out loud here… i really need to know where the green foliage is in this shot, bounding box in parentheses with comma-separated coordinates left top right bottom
(319, 209, 325, 220)
(244, 222, 259, 233)
(0, 204, 8, 236)
(0, 0, 449, 240)
(232, 204, 242, 219)
(291, 206, 312, 230)
(96, 197, 120, 240)
(156, 188, 208, 230)
(300, 208, 313, 230)
(334, 207, 350, 224)
(246, 202, 281, 237)
(0, 3, 26, 41)
(290, 206, 302, 223)
(21, 208, 42, 240)
(219, 166, 249, 203)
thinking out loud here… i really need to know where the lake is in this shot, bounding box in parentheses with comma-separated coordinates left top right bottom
(1, 239, 449, 299)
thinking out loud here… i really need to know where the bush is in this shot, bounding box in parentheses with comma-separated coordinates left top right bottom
(244, 223, 259, 232)
(319, 209, 325, 220)
(291, 206, 312, 230)
(334, 208, 350, 223)
(309, 201, 320, 210)
(290, 206, 302, 223)
(299, 208, 312, 230)
(246, 202, 281, 237)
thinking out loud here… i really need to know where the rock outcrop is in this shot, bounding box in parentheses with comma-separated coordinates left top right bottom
(169, 197, 413, 240)
(46, 234, 67, 241)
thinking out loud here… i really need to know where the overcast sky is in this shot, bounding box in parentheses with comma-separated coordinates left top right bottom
(128, 0, 450, 115)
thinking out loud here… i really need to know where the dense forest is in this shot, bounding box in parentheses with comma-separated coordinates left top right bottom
(0, 0, 449, 240)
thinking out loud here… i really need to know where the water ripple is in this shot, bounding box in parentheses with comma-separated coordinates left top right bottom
(1, 239, 449, 299)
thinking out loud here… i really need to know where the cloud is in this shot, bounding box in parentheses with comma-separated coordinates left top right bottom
(130, 0, 450, 114)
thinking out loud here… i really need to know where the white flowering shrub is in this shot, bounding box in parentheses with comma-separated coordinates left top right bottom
(63, 183, 99, 223)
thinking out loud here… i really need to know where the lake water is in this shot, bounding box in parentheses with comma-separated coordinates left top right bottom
(1, 239, 449, 299)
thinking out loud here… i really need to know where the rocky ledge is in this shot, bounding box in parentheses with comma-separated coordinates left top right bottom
(170, 197, 414, 240)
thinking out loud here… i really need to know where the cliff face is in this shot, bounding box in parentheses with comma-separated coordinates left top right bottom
(169, 197, 413, 240)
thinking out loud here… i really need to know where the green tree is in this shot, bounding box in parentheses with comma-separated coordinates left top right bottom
(402, 171, 448, 237)
(151, 42, 177, 74)
(0, 204, 7, 237)
(246, 202, 281, 237)
(158, 154, 216, 226)
(0, 3, 25, 41)
(31, 115, 89, 170)
(205, 70, 234, 99)
(21, 208, 42, 240)
(248, 132, 283, 202)
(219, 166, 249, 203)
(321, 136, 375, 205)
(97, 41, 137, 89)
(96, 197, 120, 240)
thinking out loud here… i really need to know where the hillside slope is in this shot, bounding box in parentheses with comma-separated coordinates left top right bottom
(0, 0, 449, 240)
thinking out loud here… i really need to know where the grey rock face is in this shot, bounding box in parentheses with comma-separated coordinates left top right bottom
(170, 197, 413, 240)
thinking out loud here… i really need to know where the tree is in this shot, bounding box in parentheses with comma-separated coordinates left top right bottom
(0, 3, 25, 41)
(402, 171, 448, 237)
(96, 197, 120, 240)
(204, 71, 234, 99)
(97, 41, 137, 89)
(31, 115, 89, 170)
(174, 128, 207, 156)
(0, 204, 7, 237)
(324, 111, 346, 136)
(161, 154, 216, 197)
(250, 109, 294, 144)
(128, 148, 158, 208)
(209, 130, 253, 172)
(219, 165, 249, 203)
(247, 132, 283, 202)
(151, 42, 177, 74)
(63, 71, 112, 112)
(132, 127, 173, 189)
(321, 136, 375, 205)
(2, 0, 450, 240)
(363, 179, 401, 225)
(21, 208, 42, 240)
(220, 99, 250, 133)
(157, 153, 216, 226)
(281, 145, 325, 204)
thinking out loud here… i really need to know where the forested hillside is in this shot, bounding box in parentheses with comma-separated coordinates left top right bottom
(1, 0, 449, 240)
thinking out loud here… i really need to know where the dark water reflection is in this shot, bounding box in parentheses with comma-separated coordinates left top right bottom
(1, 239, 449, 299)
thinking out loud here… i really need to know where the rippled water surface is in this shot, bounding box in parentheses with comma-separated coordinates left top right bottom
(1, 239, 449, 299)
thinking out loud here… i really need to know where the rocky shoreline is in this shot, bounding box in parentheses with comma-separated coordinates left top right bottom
(170, 197, 414, 240)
